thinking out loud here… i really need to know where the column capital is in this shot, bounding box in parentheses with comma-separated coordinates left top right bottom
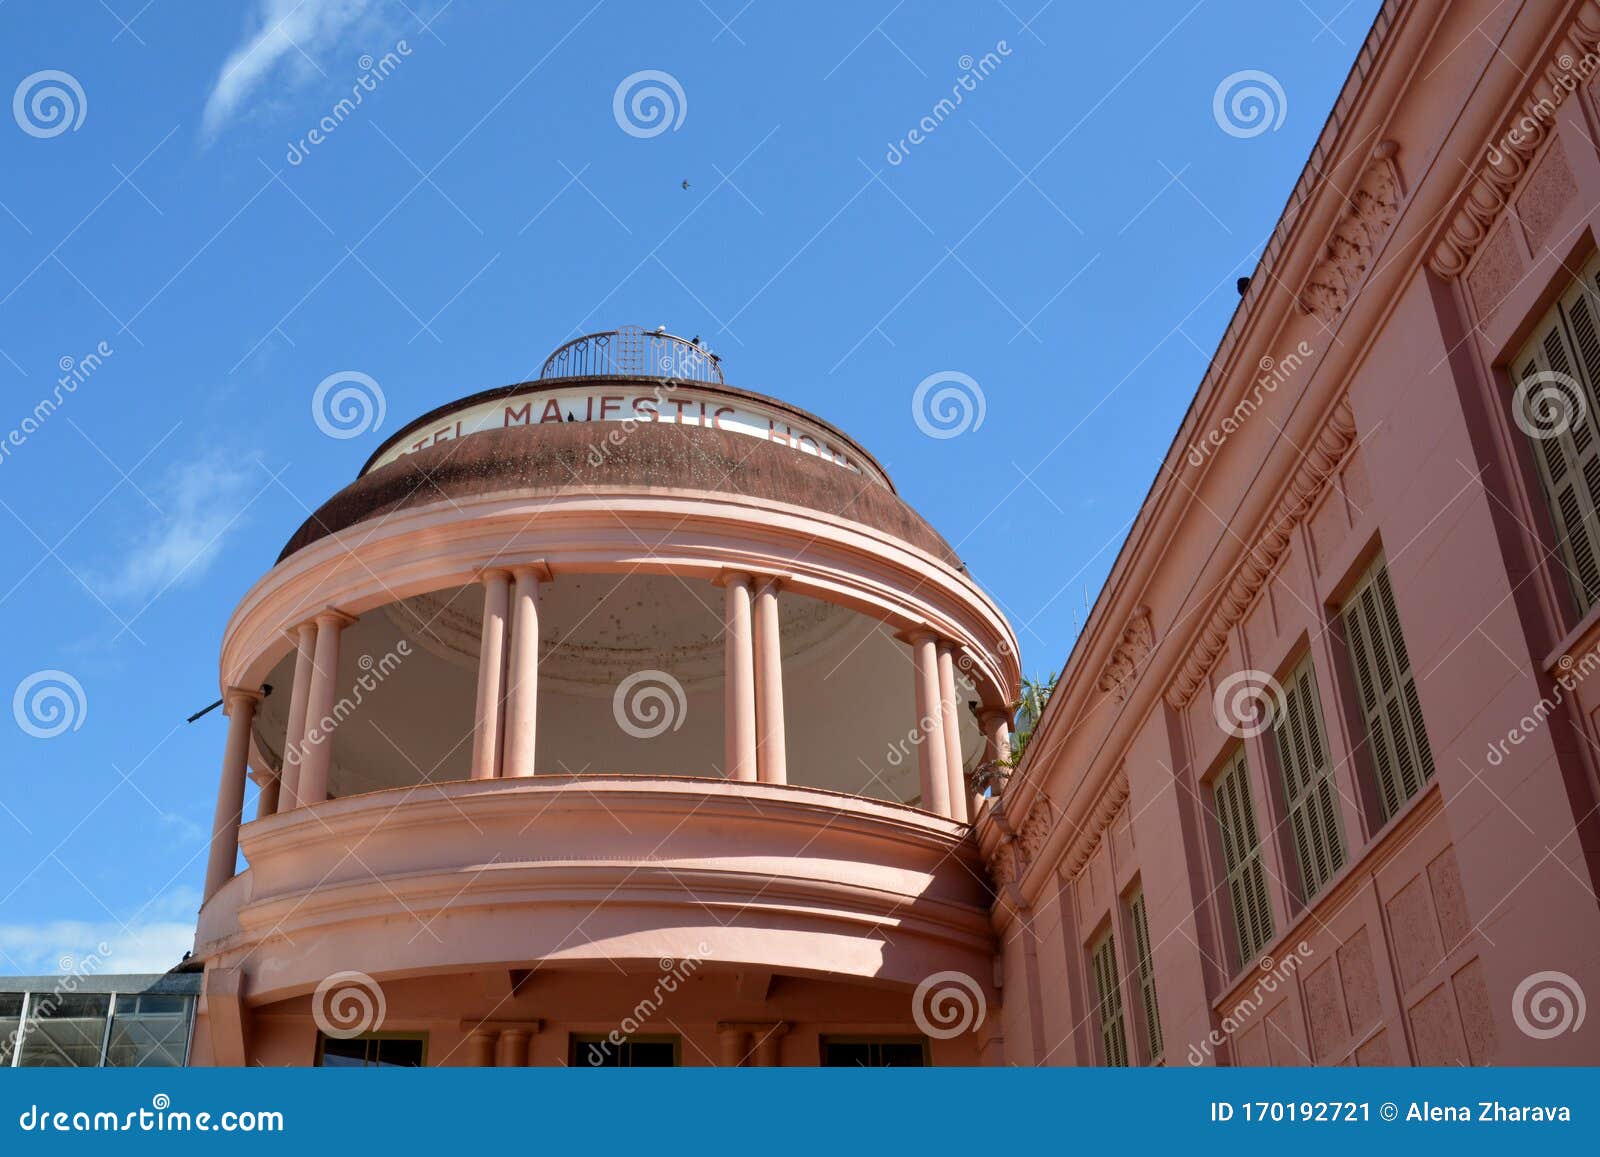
(978, 705, 1015, 727)
(895, 625, 940, 647)
(712, 567, 755, 589)
(508, 560, 553, 582)
(221, 685, 264, 712)
(312, 607, 358, 630)
(476, 565, 513, 584)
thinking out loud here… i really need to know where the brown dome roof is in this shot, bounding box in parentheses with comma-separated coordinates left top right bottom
(280, 418, 962, 566)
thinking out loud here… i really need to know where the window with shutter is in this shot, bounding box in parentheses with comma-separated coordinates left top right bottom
(1089, 930, 1129, 1067)
(1212, 749, 1275, 966)
(1341, 558, 1435, 821)
(1271, 657, 1346, 901)
(1127, 888, 1163, 1063)
(1512, 262, 1600, 614)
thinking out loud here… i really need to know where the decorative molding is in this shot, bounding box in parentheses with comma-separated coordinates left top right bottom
(1428, 2, 1600, 278)
(1061, 767, 1131, 880)
(1095, 605, 1154, 704)
(988, 840, 1018, 888)
(1166, 398, 1358, 709)
(1017, 798, 1052, 861)
(1298, 142, 1403, 321)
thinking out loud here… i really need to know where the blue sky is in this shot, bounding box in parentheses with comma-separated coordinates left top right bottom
(0, 0, 1381, 974)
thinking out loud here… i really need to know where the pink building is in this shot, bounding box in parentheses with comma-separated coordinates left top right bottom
(191, 328, 1019, 1066)
(981, 0, 1600, 1067)
(189, 0, 1600, 1067)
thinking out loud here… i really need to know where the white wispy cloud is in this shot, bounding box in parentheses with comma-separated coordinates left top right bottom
(202, 0, 386, 139)
(95, 452, 260, 604)
(0, 889, 198, 975)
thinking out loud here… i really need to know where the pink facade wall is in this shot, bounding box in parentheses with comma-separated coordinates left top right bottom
(984, 0, 1600, 1067)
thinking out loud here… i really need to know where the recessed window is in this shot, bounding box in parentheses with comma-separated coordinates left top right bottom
(1340, 558, 1434, 821)
(571, 1035, 678, 1067)
(1511, 261, 1600, 614)
(819, 1037, 927, 1067)
(1213, 749, 1275, 966)
(1272, 657, 1347, 900)
(316, 1034, 426, 1067)
(1089, 929, 1129, 1067)
(1126, 889, 1162, 1063)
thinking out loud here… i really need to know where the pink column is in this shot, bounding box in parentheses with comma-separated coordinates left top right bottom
(753, 579, 787, 786)
(910, 631, 951, 817)
(717, 1025, 749, 1067)
(467, 1029, 498, 1067)
(276, 622, 316, 811)
(937, 642, 970, 824)
(204, 687, 263, 902)
(495, 1028, 531, 1066)
(296, 609, 354, 807)
(471, 569, 511, 781)
(254, 771, 280, 821)
(979, 707, 1013, 771)
(722, 572, 758, 782)
(502, 565, 545, 777)
(752, 1023, 788, 1067)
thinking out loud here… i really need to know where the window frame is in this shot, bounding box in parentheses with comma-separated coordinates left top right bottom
(568, 1033, 680, 1067)
(817, 1035, 930, 1067)
(1268, 654, 1348, 904)
(1507, 258, 1600, 620)
(1088, 925, 1130, 1067)
(314, 1031, 429, 1068)
(1338, 556, 1436, 823)
(1209, 746, 1276, 969)
(1124, 885, 1163, 1064)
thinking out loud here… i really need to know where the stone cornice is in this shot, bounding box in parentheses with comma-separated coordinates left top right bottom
(1428, 1, 1600, 278)
(1166, 397, 1358, 709)
(1299, 143, 1403, 321)
(986, 764, 1130, 895)
(1095, 606, 1154, 705)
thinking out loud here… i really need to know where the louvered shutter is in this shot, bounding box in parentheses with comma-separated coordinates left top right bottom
(1271, 658, 1347, 901)
(1342, 559, 1435, 821)
(1212, 750, 1275, 965)
(1127, 889, 1163, 1062)
(1514, 268, 1600, 612)
(1089, 931, 1129, 1067)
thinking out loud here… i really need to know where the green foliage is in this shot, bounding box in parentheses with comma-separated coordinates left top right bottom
(1006, 670, 1059, 768)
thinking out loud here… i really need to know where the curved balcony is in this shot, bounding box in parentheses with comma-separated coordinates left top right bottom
(195, 775, 992, 1006)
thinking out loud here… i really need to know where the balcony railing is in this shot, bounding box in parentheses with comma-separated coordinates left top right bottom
(539, 326, 724, 384)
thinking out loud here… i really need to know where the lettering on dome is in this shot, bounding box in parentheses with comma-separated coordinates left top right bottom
(365, 386, 883, 483)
